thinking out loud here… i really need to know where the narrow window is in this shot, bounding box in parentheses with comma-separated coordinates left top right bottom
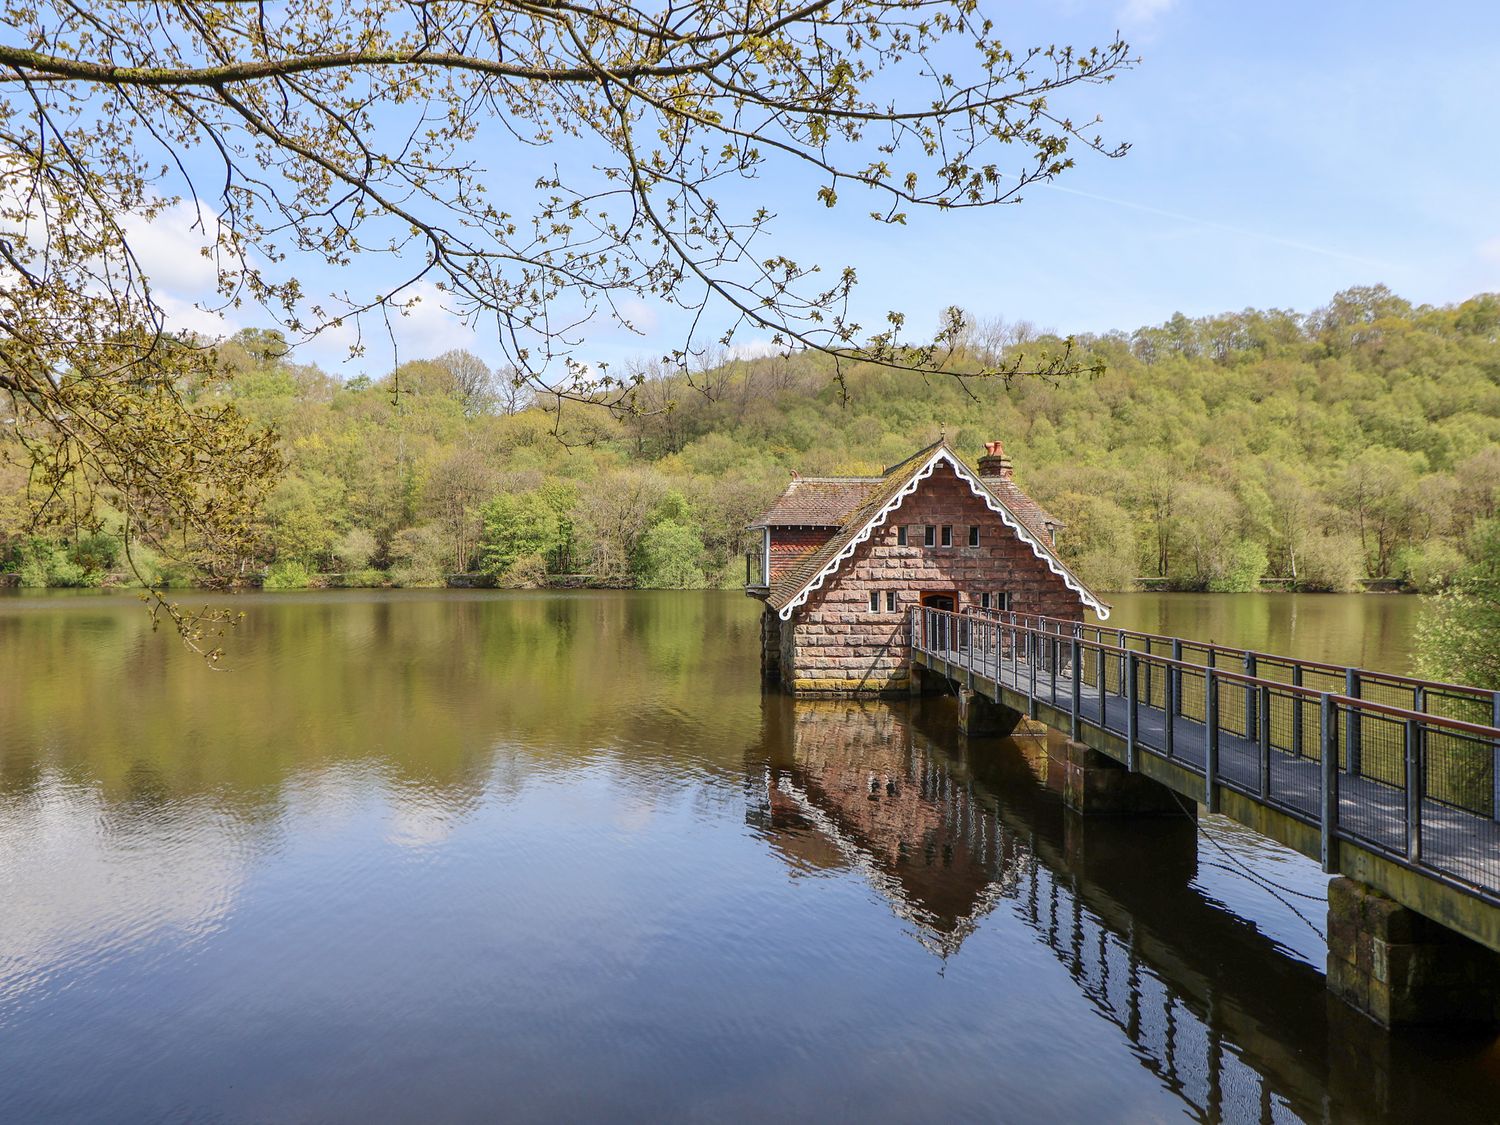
(869, 590, 880, 612)
(924, 525, 935, 547)
(968, 525, 980, 547)
(997, 591, 1012, 611)
(897, 526, 907, 546)
(940, 525, 952, 547)
(886, 591, 897, 612)
(980, 592, 991, 610)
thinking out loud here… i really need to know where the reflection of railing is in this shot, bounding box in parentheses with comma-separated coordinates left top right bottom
(1017, 854, 1301, 1124)
(911, 606, 1500, 907)
(751, 735, 1303, 1120)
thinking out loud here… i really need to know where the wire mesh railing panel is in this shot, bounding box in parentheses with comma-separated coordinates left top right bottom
(1423, 725, 1497, 818)
(915, 609, 1500, 904)
(1426, 688, 1498, 729)
(1335, 709, 1409, 857)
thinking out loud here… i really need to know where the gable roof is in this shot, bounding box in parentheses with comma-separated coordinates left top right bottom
(762, 441, 1110, 621)
(749, 477, 881, 528)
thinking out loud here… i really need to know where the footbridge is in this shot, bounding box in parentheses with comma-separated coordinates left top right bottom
(910, 606, 1500, 1025)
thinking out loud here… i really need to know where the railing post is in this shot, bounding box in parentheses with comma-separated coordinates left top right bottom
(1050, 633, 1059, 708)
(1492, 692, 1500, 824)
(1096, 641, 1107, 725)
(1126, 651, 1139, 772)
(1405, 717, 1422, 863)
(1244, 653, 1257, 739)
(1320, 693, 1339, 874)
(1170, 639, 1183, 717)
(1117, 629, 1127, 695)
(1292, 664, 1304, 758)
(1028, 628, 1038, 718)
(1345, 669, 1362, 777)
(1143, 638, 1153, 708)
(1205, 668, 1220, 814)
(1070, 635, 1082, 739)
(1258, 685, 1271, 801)
(1164, 653, 1176, 760)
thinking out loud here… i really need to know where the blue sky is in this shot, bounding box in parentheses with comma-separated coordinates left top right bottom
(138, 0, 1500, 375)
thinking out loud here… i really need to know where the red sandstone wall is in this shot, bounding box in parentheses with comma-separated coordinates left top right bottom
(786, 467, 1085, 690)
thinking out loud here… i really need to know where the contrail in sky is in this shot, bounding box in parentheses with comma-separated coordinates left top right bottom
(1039, 182, 1398, 272)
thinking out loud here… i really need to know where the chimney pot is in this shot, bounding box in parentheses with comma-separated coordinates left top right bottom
(977, 440, 1013, 480)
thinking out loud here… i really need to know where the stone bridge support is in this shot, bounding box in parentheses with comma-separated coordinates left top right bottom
(1053, 738, 1187, 817)
(1327, 877, 1500, 1027)
(956, 689, 1026, 736)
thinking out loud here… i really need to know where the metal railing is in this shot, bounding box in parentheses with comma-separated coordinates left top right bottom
(911, 606, 1500, 907)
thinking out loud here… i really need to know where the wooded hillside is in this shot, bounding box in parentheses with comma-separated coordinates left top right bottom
(6, 285, 1499, 594)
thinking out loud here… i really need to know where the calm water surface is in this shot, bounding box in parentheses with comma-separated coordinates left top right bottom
(2, 589, 1496, 1122)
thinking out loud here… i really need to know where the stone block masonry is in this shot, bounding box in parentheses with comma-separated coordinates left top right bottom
(1327, 876, 1500, 1026)
(779, 470, 1084, 695)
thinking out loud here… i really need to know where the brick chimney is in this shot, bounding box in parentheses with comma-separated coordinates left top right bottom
(977, 440, 1013, 480)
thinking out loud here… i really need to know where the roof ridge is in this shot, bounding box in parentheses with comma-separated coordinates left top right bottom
(881, 437, 945, 478)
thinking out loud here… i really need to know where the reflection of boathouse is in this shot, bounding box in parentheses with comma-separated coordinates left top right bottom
(749, 701, 1027, 956)
(745, 439, 1107, 696)
(746, 701, 1493, 1122)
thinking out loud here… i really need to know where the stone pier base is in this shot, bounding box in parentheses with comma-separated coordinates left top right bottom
(1057, 739, 1187, 817)
(760, 609, 782, 684)
(956, 689, 1025, 737)
(1327, 877, 1500, 1027)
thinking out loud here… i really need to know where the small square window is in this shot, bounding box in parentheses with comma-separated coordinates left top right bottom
(968, 525, 980, 547)
(924, 525, 936, 547)
(869, 590, 880, 612)
(886, 591, 897, 612)
(940, 525, 952, 547)
(897, 526, 907, 546)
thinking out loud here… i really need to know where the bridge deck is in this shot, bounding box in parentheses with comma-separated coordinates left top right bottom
(911, 609, 1500, 949)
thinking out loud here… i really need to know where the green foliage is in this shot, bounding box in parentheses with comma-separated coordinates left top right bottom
(70, 532, 121, 575)
(496, 552, 549, 589)
(11, 538, 99, 587)
(8, 286, 1500, 598)
(637, 521, 708, 589)
(479, 492, 562, 576)
(1296, 535, 1364, 593)
(1418, 520, 1500, 688)
(1396, 540, 1465, 593)
(389, 525, 448, 587)
(263, 560, 312, 590)
(1207, 541, 1268, 593)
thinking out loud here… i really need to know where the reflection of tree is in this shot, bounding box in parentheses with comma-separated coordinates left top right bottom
(0, 591, 758, 818)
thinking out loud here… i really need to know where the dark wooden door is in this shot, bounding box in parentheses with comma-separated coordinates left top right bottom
(921, 592, 956, 651)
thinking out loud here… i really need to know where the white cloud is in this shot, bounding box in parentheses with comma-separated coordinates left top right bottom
(1119, 0, 1176, 25)
(120, 200, 227, 293)
(725, 337, 782, 361)
(312, 280, 484, 367)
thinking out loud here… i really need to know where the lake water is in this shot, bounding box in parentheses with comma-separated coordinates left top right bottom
(1, 589, 1495, 1122)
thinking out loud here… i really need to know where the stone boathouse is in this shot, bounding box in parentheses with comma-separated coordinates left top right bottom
(746, 439, 1109, 695)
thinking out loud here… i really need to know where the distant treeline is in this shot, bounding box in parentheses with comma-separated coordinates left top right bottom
(5, 285, 1500, 595)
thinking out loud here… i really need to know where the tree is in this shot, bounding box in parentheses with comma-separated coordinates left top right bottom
(1, 2, 1129, 630)
(638, 521, 708, 588)
(1418, 520, 1500, 688)
(434, 351, 495, 417)
(478, 492, 561, 577)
